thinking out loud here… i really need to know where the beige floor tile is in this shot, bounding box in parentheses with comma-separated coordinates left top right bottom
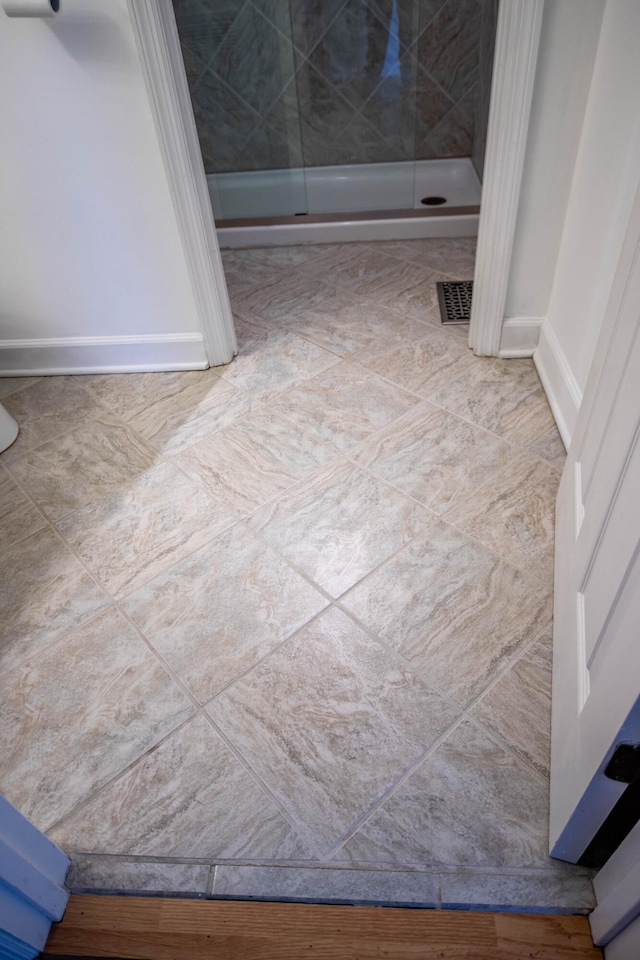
(0, 377, 40, 399)
(81, 370, 257, 455)
(68, 859, 210, 896)
(353, 402, 511, 513)
(213, 865, 438, 906)
(321, 248, 433, 299)
(355, 322, 475, 398)
(439, 864, 594, 912)
(270, 361, 415, 454)
(2, 377, 107, 453)
(248, 461, 432, 597)
(57, 461, 235, 599)
(0, 606, 194, 831)
(232, 274, 336, 323)
(0, 526, 109, 676)
(0, 464, 46, 548)
(526, 423, 567, 467)
(444, 454, 560, 584)
(338, 719, 549, 867)
(207, 607, 460, 854)
(471, 633, 552, 777)
(121, 524, 328, 703)
(173, 408, 337, 517)
(378, 238, 476, 278)
(379, 276, 442, 325)
(267, 288, 402, 358)
(341, 522, 552, 708)
(49, 713, 310, 861)
(219, 327, 339, 401)
(431, 358, 556, 444)
(7, 413, 157, 522)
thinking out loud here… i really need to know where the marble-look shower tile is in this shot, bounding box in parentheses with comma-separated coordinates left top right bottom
(121, 524, 327, 703)
(219, 328, 339, 401)
(213, 865, 438, 906)
(413, 60, 456, 149)
(439, 865, 595, 913)
(358, 54, 422, 163)
(174, 408, 337, 517)
(210, 2, 295, 116)
(57, 461, 235, 599)
(430, 357, 556, 443)
(416, 99, 474, 160)
(0, 464, 46, 548)
(471, 633, 553, 777)
(266, 290, 401, 357)
(207, 607, 460, 854)
(341, 521, 552, 708)
(355, 322, 475, 398)
(172, 0, 244, 69)
(0, 606, 194, 831)
(294, 60, 357, 164)
(0, 377, 39, 399)
(526, 423, 567, 468)
(190, 68, 260, 174)
(248, 461, 432, 597)
(416, 0, 481, 103)
(68, 858, 210, 896)
(289, 0, 346, 56)
(2, 377, 107, 453)
(0, 526, 109, 676)
(7, 413, 157, 522)
(306, 1, 394, 110)
(81, 370, 257, 456)
(352, 402, 510, 513)
(339, 719, 550, 867)
(269, 361, 415, 454)
(444, 454, 560, 585)
(49, 713, 310, 862)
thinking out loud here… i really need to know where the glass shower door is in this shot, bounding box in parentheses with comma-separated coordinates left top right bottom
(172, 0, 307, 220)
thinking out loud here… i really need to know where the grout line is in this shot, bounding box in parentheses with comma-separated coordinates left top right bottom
(323, 712, 469, 861)
(200, 710, 320, 857)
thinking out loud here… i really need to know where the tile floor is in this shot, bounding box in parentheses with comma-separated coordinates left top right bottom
(0, 238, 595, 912)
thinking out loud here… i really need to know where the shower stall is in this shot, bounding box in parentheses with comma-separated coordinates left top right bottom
(172, 0, 497, 246)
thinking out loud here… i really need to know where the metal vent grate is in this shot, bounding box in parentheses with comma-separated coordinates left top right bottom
(437, 280, 473, 325)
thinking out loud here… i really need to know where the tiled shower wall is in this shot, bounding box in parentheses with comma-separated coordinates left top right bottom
(173, 0, 492, 174)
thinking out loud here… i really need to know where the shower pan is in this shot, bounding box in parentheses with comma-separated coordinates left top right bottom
(172, 0, 497, 247)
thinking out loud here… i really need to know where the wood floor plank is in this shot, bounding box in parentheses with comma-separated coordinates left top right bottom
(45, 895, 602, 960)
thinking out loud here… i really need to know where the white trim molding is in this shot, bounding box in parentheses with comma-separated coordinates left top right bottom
(0, 334, 208, 376)
(498, 316, 543, 357)
(126, 0, 237, 367)
(469, 0, 545, 356)
(0, 797, 69, 960)
(533, 321, 582, 448)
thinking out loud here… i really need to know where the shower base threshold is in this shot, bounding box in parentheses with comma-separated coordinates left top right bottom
(216, 206, 479, 248)
(211, 158, 480, 248)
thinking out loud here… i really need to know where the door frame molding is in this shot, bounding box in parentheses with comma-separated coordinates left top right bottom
(469, 0, 545, 356)
(127, 0, 544, 364)
(125, 0, 237, 367)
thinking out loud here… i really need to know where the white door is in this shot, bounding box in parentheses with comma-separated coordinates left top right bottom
(550, 179, 640, 862)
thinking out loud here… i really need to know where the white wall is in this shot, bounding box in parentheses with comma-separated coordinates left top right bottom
(0, 0, 208, 373)
(504, 0, 604, 322)
(534, 0, 640, 444)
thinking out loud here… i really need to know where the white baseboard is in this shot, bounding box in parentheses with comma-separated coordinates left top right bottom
(533, 322, 582, 447)
(498, 316, 543, 357)
(0, 334, 209, 376)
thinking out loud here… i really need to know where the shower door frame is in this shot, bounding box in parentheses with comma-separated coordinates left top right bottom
(128, 0, 545, 363)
